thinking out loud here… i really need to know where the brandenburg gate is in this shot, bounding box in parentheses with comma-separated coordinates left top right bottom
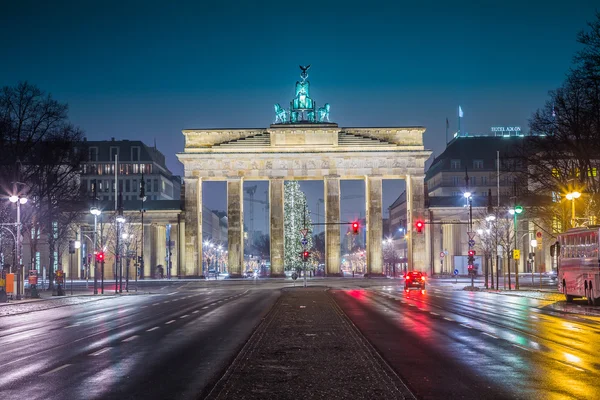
(177, 66, 431, 278)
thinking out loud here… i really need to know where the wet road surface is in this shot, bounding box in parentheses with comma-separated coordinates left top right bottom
(0, 286, 279, 400)
(330, 286, 600, 400)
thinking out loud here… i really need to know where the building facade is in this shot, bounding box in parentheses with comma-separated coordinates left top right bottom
(80, 139, 181, 202)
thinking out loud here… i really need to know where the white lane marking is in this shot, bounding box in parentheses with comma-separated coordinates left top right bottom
(429, 312, 439, 316)
(146, 327, 160, 332)
(443, 317, 453, 321)
(141, 306, 147, 308)
(460, 324, 472, 329)
(166, 320, 176, 325)
(192, 310, 199, 314)
(163, 301, 170, 303)
(152, 303, 159, 306)
(512, 344, 531, 352)
(180, 315, 189, 319)
(209, 303, 217, 306)
(122, 335, 139, 342)
(482, 332, 499, 339)
(556, 360, 584, 371)
(408, 304, 415, 307)
(41, 364, 72, 376)
(65, 324, 81, 328)
(90, 347, 112, 356)
(202, 306, 209, 309)
(167, 291, 179, 296)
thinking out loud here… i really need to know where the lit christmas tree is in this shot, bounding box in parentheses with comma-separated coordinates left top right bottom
(284, 181, 313, 271)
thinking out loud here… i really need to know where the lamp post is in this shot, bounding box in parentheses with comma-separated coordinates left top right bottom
(509, 205, 523, 290)
(464, 185, 474, 286)
(9, 195, 27, 300)
(565, 191, 581, 228)
(116, 214, 125, 293)
(90, 207, 101, 294)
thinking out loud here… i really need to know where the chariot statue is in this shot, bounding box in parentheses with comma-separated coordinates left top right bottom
(318, 103, 331, 122)
(274, 103, 288, 123)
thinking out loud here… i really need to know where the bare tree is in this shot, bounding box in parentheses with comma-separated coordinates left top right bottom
(0, 82, 85, 288)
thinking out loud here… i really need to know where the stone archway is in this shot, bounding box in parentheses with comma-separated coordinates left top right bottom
(177, 123, 430, 278)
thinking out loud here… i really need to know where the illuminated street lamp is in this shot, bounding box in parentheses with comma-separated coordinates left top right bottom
(565, 191, 581, 227)
(90, 207, 101, 294)
(9, 194, 27, 299)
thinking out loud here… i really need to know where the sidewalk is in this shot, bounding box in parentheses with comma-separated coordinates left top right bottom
(206, 287, 415, 400)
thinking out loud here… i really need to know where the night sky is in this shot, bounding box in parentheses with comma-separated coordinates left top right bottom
(2, 0, 597, 234)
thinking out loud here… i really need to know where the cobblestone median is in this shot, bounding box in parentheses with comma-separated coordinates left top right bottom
(206, 287, 415, 400)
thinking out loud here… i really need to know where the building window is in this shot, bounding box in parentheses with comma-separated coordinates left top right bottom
(131, 147, 140, 162)
(471, 177, 477, 185)
(154, 179, 159, 192)
(451, 159, 461, 169)
(132, 164, 139, 174)
(110, 146, 119, 161)
(452, 176, 461, 185)
(452, 191, 461, 196)
(473, 160, 483, 169)
(481, 176, 488, 185)
(588, 168, 597, 177)
(552, 216, 562, 233)
(89, 147, 98, 161)
(481, 191, 487, 196)
(126, 179, 131, 192)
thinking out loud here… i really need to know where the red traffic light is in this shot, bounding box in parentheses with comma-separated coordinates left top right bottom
(468, 250, 476, 257)
(415, 220, 424, 233)
(302, 251, 310, 261)
(352, 222, 359, 235)
(468, 264, 474, 270)
(96, 252, 105, 262)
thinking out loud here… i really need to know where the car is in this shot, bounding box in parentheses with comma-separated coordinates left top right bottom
(404, 271, 426, 290)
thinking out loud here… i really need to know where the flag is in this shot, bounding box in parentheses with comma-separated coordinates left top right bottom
(458, 106, 464, 118)
(446, 117, 449, 129)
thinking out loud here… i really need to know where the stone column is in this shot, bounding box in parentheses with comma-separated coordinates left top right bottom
(143, 223, 152, 278)
(184, 177, 202, 277)
(366, 176, 384, 276)
(407, 174, 426, 271)
(324, 176, 342, 276)
(270, 178, 285, 277)
(150, 224, 158, 278)
(169, 223, 178, 278)
(178, 218, 186, 278)
(227, 178, 244, 278)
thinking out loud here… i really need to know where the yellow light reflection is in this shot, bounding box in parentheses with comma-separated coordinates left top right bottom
(564, 352, 581, 364)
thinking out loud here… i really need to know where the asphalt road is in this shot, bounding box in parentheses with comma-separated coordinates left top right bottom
(0, 285, 279, 400)
(330, 285, 600, 400)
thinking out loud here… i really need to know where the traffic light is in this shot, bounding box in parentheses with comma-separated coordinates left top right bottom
(351, 222, 359, 235)
(467, 250, 475, 275)
(68, 240, 75, 254)
(415, 220, 424, 233)
(301, 250, 310, 261)
(96, 251, 105, 263)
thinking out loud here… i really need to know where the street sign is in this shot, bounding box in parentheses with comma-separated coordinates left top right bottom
(300, 229, 309, 237)
(453, 269, 459, 276)
(513, 249, 521, 260)
(536, 231, 542, 238)
(467, 231, 476, 240)
(301, 238, 308, 247)
(468, 239, 475, 247)
(439, 252, 445, 258)
(292, 272, 298, 280)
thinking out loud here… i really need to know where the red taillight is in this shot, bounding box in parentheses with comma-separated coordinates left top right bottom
(405, 276, 410, 280)
(421, 276, 426, 281)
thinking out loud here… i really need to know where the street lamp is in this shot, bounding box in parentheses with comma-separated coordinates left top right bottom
(116, 214, 125, 293)
(565, 191, 581, 228)
(90, 207, 101, 294)
(508, 205, 523, 290)
(9, 194, 27, 299)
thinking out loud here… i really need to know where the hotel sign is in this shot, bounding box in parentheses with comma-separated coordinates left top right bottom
(491, 126, 521, 133)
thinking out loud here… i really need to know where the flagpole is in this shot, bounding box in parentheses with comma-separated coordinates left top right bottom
(458, 107, 461, 136)
(445, 118, 448, 145)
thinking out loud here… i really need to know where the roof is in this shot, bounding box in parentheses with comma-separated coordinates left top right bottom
(389, 190, 406, 209)
(426, 135, 525, 180)
(82, 140, 168, 169)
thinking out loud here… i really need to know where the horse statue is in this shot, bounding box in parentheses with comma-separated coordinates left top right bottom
(317, 103, 331, 122)
(274, 103, 288, 123)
